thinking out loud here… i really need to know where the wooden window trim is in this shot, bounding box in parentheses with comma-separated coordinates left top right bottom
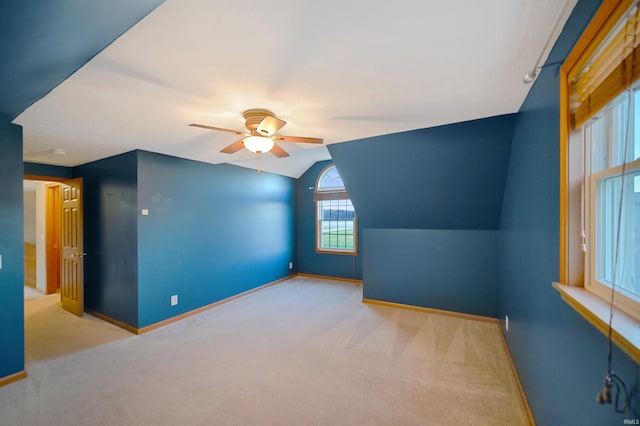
(553, 282, 640, 364)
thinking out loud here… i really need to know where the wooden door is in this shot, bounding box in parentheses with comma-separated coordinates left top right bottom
(61, 178, 84, 316)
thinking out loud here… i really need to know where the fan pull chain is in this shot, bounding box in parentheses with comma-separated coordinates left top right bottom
(256, 152, 262, 174)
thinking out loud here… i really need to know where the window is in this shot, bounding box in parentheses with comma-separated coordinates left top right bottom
(314, 165, 357, 254)
(584, 89, 640, 319)
(560, 0, 640, 328)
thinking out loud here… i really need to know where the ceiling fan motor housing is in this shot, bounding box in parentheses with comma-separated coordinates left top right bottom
(242, 108, 274, 132)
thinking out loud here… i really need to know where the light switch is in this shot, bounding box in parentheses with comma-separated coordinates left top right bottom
(141, 209, 149, 216)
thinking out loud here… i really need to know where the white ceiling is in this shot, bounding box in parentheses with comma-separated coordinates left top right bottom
(14, 0, 576, 178)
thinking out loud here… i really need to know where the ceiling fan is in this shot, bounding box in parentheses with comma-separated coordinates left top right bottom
(189, 108, 323, 159)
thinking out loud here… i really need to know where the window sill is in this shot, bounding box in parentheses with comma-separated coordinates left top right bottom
(315, 249, 358, 256)
(553, 282, 640, 365)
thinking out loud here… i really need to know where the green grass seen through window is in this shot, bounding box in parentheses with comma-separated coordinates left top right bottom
(321, 232, 354, 250)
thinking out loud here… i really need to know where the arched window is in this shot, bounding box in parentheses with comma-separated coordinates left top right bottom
(314, 164, 357, 254)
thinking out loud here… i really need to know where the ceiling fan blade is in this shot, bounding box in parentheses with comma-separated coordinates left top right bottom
(270, 143, 289, 158)
(273, 135, 323, 144)
(220, 139, 245, 154)
(189, 123, 249, 136)
(256, 115, 286, 136)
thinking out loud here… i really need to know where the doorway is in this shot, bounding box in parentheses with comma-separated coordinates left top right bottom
(23, 177, 84, 312)
(22, 176, 122, 365)
(23, 179, 61, 297)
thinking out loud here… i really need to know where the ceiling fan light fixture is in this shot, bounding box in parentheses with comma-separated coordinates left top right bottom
(243, 136, 274, 153)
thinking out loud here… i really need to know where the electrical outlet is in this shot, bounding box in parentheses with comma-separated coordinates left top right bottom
(505, 315, 509, 332)
(289, 262, 293, 270)
(170, 294, 178, 306)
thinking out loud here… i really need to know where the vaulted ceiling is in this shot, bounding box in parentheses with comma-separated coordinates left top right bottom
(3, 0, 577, 177)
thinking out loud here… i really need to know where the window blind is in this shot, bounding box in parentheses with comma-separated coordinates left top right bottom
(313, 190, 350, 202)
(570, 0, 640, 128)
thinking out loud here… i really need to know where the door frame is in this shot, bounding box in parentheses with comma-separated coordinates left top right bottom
(45, 182, 61, 294)
(24, 174, 74, 297)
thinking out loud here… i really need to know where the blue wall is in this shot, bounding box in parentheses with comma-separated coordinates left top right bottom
(364, 229, 499, 317)
(296, 160, 362, 280)
(137, 151, 296, 328)
(499, 0, 639, 424)
(24, 162, 73, 179)
(74, 151, 139, 327)
(328, 114, 516, 229)
(73, 150, 296, 329)
(0, 123, 24, 379)
(327, 114, 515, 317)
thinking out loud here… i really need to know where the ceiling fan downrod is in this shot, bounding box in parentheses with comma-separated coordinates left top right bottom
(256, 152, 262, 175)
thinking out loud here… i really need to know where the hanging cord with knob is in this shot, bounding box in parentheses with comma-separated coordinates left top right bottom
(594, 5, 640, 413)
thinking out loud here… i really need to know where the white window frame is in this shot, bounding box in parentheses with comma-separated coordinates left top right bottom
(582, 89, 640, 322)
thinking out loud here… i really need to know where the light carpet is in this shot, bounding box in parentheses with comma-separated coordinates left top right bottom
(2, 277, 529, 425)
(24, 292, 132, 365)
(23, 286, 45, 300)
